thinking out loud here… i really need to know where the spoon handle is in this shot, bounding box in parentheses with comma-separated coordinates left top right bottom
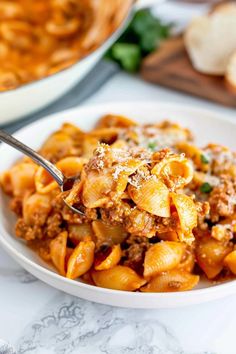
(0, 129, 64, 187)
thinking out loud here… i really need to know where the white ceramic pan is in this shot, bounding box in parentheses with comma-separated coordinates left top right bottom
(0, 0, 161, 125)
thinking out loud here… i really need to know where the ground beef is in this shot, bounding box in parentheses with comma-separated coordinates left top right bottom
(52, 193, 98, 224)
(124, 208, 156, 238)
(10, 197, 22, 216)
(61, 205, 98, 224)
(122, 235, 150, 273)
(45, 213, 63, 238)
(196, 201, 210, 231)
(28, 238, 52, 261)
(208, 176, 236, 222)
(155, 213, 179, 234)
(15, 218, 43, 241)
(100, 201, 131, 224)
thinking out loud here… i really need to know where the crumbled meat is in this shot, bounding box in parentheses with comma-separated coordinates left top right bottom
(204, 144, 236, 176)
(45, 213, 63, 238)
(10, 197, 22, 216)
(124, 208, 156, 238)
(211, 224, 233, 241)
(100, 201, 131, 224)
(196, 201, 210, 217)
(151, 148, 171, 165)
(155, 213, 179, 234)
(208, 176, 236, 222)
(28, 238, 52, 261)
(196, 201, 210, 230)
(15, 218, 43, 241)
(122, 235, 150, 273)
(168, 281, 182, 289)
(52, 193, 97, 224)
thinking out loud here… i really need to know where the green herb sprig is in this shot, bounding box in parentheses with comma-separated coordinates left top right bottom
(106, 9, 171, 72)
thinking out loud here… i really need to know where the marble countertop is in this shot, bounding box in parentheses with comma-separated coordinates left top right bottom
(1, 3, 236, 353)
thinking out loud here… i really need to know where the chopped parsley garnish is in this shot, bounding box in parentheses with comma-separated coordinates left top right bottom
(200, 154, 209, 164)
(200, 182, 213, 193)
(148, 141, 157, 151)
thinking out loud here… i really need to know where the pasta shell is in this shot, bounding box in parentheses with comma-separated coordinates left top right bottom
(129, 177, 170, 217)
(144, 241, 184, 278)
(50, 231, 68, 276)
(0, 171, 12, 195)
(111, 140, 128, 149)
(95, 114, 137, 128)
(40, 132, 75, 161)
(56, 157, 88, 177)
(46, 17, 80, 37)
(89, 127, 120, 144)
(66, 240, 95, 280)
(196, 237, 233, 279)
(64, 179, 83, 206)
(68, 223, 94, 246)
(141, 270, 199, 292)
(176, 142, 209, 172)
(95, 244, 122, 270)
(224, 250, 236, 275)
(157, 231, 179, 242)
(65, 247, 74, 269)
(82, 170, 113, 208)
(91, 266, 146, 291)
(171, 192, 197, 244)
(23, 193, 52, 226)
(8, 162, 38, 197)
(57, 157, 87, 204)
(82, 136, 99, 158)
(60, 123, 84, 139)
(115, 159, 146, 194)
(92, 220, 127, 247)
(177, 246, 195, 273)
(151, 154, 193, 189)
(35, 166, 58, 194)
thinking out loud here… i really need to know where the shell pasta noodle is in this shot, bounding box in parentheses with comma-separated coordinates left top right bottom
(2, 113, 236, 293)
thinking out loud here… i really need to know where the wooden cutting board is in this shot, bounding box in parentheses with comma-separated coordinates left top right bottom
(141, 37, 236, 107)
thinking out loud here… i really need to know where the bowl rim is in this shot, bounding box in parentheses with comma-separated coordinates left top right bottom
(0, 4, 133, 96)
(1, 101, 236, 303)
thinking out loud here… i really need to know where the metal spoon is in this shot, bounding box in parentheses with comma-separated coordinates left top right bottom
(0, 129, 85, 215)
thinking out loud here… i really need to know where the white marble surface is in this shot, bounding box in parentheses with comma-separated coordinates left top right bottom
(1, 3, 236, 353)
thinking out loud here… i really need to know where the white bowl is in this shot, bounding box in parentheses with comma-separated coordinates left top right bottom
(1, 101, 236, 309)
